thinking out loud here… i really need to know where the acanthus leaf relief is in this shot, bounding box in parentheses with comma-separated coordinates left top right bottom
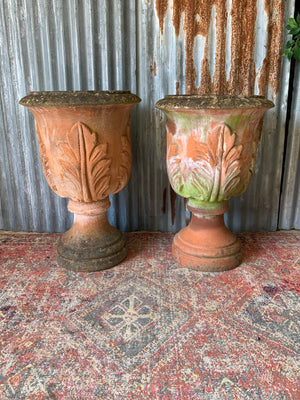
(166, 139, 186, 196)
(167, 123, 243, 202)
(58, 122, 111, 202)
(112, 118, 132, 193)
(35, 124, 58, 194)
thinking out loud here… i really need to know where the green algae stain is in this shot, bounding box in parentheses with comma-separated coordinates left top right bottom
(166, 112, 210, 136)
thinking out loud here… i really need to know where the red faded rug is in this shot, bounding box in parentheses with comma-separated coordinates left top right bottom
(0, 231, 299, 400)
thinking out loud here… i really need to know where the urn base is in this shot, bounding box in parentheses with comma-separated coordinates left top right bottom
(56, 199, 127, 272)
(172, 202, 242, 272)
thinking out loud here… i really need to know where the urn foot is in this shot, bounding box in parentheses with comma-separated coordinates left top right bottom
(56, 199, 127, 272)
(172, 202, 242, 272)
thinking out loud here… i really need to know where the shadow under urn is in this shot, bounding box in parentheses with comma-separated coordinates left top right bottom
(156, 95, 274, 272)
(20, 91, 141, 272)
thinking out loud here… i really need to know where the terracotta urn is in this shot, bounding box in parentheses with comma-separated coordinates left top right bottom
(155, 95, 274, 272)
(20, 91, 141, 272)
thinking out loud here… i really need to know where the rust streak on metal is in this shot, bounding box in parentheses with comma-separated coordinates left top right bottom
(156, 0, 221, 94)
(194, 0, 215, 94)
(172, 0, 183, 36)
(258, 0, 285, 96)
(173, 1, 196, 93)
(239, 0, 257, 95)
(227, 0, 243, 94)
(199, 41, 212, 94)
(258, 57, 268, 96)
(150, 61, 157, 76)
(176, 81, 180, 95)
(155, 0, 169, 34)
(212, 0, 227, 94)
(269, 0, 286, 95)
(172, 0, 215, 94)
(155, 0, 284, 96)
(258, 0, 271, 95)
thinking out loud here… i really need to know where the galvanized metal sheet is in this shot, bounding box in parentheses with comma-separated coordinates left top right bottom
(279, 61, 300, 230)
(0, 0, 297, 233)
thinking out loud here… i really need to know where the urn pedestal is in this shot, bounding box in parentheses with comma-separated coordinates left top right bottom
(20, 91, 141, 272)
(156, 95, 274, 272)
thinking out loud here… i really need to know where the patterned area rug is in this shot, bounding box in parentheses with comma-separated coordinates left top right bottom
(0, 231, 299, 400)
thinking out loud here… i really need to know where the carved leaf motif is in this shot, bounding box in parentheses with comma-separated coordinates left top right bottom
(207, 124, 243, 200)
(189, 161, 214, 201)
(167, 138, 184, 193)
(117, 135, 132, 191)
(107, 117, 132, 194)
(35, 124, 58, 193)
(58, 122, 111, 201)
(188, 134, 214, 200)
(167, 155, 182, 193)
(189, 132, 209, 163)
(167, 123, 243, 202)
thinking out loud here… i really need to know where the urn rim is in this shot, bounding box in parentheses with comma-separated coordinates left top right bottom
(19, 90, 141, 107)
(155, 94, 274, 111)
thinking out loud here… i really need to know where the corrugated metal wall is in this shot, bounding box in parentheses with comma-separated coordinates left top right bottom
(279, 61, 300, 230)
(0, 0, 298, 233)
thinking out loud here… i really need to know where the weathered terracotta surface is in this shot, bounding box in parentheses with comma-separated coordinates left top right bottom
(20, 91, 141, 272)
(156, 94, 274, 271)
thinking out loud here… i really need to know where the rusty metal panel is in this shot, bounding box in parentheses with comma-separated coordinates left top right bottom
(279, 61, 300, 230)
(0, 0, 297, 233)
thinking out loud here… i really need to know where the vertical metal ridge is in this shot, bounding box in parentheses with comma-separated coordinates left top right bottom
(32, 0, 57, 232)
(252, 0, 295, 232)
(1, 0, 32, 230)
(53, 1, 68, 90)
(279, 61, 300, 229)
(122, 0, 139, 231)
(67, 0, 81, 90)
(82, 0, 96, 89)
(107, 0, 125, 229)
(135, 0, 148, 230)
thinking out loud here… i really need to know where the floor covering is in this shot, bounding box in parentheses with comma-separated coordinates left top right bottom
(0, 230, 299, 400)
